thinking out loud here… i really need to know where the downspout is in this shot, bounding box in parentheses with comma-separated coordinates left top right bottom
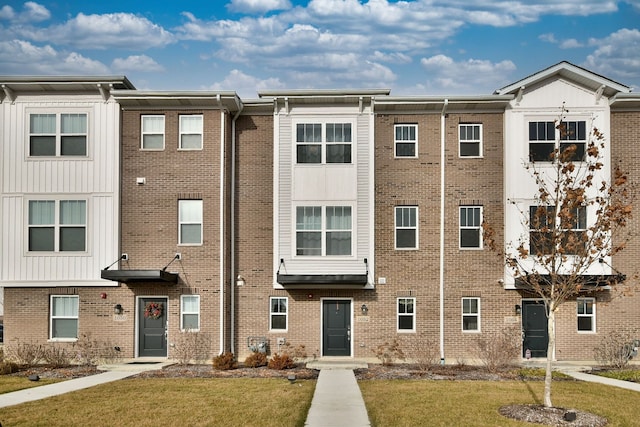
(218, 94, 225, 355)
(439, 99, 448, 363)
(230, 99, 243, 355)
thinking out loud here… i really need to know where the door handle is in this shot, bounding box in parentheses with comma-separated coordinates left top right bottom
(347, 326, 351, 341)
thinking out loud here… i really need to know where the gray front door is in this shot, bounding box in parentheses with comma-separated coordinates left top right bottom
(138, 297, 168, 357)
(522, 300, 548, 358)
(323, 300, 351, 356)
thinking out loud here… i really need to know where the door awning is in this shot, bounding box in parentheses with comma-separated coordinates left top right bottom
(101, 269, 178, 284)
(514, 274, 625, 290)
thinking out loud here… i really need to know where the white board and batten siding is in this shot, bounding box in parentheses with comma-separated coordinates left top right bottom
(274, 104, 374, 285)
(0, 95, 120, 287)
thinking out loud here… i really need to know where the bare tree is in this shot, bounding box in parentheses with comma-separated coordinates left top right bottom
(485, 104, 633, 408)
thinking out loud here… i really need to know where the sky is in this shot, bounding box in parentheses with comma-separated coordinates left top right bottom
(0, 0, 639, 98)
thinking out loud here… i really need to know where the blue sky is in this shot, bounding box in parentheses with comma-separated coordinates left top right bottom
(0, 0, 638, 98)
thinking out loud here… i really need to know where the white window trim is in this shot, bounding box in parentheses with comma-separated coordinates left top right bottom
(458, 123, 483, 158)
(462, 297, 481, 333)
(394, 124, 418, 159)
(27, 110, 91, 159)
(25, 197, 89, 255)
(293, 118, 356, 165)
(459, 206, 483, 250)
(397, 297, 416, 333)
(269, 296, 288, 331)
(141, 115, 165, 151)
(49, 295, 79, 342)
(178, 200, 203, 246)
(180, 294, 201, 331)
(526, 116, 591, 163)
(293, 204, 355, 258)
(394, 206, 419, 250)
(179, 114, 203, 150)
(577, 297, 596, 333)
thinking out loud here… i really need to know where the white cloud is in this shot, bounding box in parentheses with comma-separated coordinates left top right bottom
(559, 38, 583, 49)
(0, 5, 15, 20)
(370, 50, 412, 64)
(583, 28, 640, 83)
(206, 69, 285, 97)
(226, 0, 292, 14)
(112, 55, 164, 73)
(539, 33, 557, 43)
(0, 1, 49, 23)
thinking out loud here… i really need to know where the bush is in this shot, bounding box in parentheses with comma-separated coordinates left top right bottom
(594, 330, 638, 369)
(42, 345, 71, 367)
(213, 352, 237, 370)
(372, 339, 405, 366)
(280, 342, 308, 362)
(402, 337, 439, 372)
(473, 325, 520, 373)
(0, 361, 20, 375)
(267, 353, 295, 370)
(5, 341, 45, 366)
(172, 331, 210, 365)
(73, 333, 121, 365)
(244, 351, 268, 368)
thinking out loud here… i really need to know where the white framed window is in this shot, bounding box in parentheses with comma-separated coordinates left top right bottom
(296, 205, 352, 256)
(395, 206, 418, 250)
(28, 199, 87, 252)
(459, 124, 482, 157)
(394, 124, 417, 158)
(141, 115, 165, 150)
(270, 297, 288, 331)
(459, 206, 482, 249)
(180, 295, 200, 331)
(528, 120, 586, 162)
(397, 297, 415, 332)
(178, 200, 203, 245)
(577, 297, 595, 333)
(29, 113, 88, 156)
(529, 205, 586, 255)
(462, 297, 480, 332)
(50, 295, 79, 340)
(295, 122, 352, 164)
(179, 115, 203, 150)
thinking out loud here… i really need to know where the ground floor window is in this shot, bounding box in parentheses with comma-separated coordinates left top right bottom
(270, 297, 288, 331)
(50, 295, 79, 340)
(180, 295, 200, 331)
(462, 297, 480, 332)
(577, 297, 595, 332)
(397, 297, 415, 332)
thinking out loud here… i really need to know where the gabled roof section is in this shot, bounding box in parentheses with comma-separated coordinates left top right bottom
(494, 61, 631, 99)
(111, 90, 243, 112)
(0, 75, 135, 102)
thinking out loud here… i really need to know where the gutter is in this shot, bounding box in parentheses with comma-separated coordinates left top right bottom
(439, 99, 448, 363)
(217, 93, 225, 355)
(230, 98, 243, 355)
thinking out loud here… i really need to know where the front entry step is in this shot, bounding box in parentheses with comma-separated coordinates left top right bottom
(306, 358, 369, 370)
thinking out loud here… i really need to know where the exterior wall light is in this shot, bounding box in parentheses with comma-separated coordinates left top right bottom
(515, 304, 522, 315)
(114, 304, 124, 315)
(236, 275, 245, 286)
(361, 304, 368, 315)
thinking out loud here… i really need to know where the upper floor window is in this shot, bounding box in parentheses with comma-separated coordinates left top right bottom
(29, 200, 86, 252)
(141, 115, 165, 150)
(577, 297, 595, 333)
(462, 297, 480, 332)
(178, 200, 203, 245)
(528, 120, 586, 162)
(179, 115, 203, 150)
(529, 205, 586, 255)
(50, 295, 79, 340)
(296, 206, 352, 256)
(394, 124, 417, 158)
(460, 206, 482, 249)
(397, 297, 416, 332)
(395, 206, 418, 250)
(459, 124, 482, 157)
(29, 113, 87, 156)
(296, 122, 352, 164)
(180, 295, 200, 331)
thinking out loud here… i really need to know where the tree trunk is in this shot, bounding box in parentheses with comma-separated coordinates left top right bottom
(544, 308, 555, 408)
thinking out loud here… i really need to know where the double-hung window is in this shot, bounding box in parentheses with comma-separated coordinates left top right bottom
(270, 297, 288, 330)
(397, 297, 415, 332)
(559, 120, 586, 161)
(296, 122, 352, 164)
(459, 124, 482, 157)
(141, 115, 165, 150)
(529, 205, 586, 255)
(394, 124, 417, 158)
(462, 297, 480, 332)
(577, 297, 595, 332)
(180, 295, 200, 331)
(29, 113, 88, 156)
(179, 115, 203, 150)
(528, 120, 587, 162)
(460, 206, 482, 249)
(296, 206, 352, 256)
(50, 295, 79, 340)
(29, 200, 87, 252)
(178, 200, 203, 245)
(395, 206, 418, 249)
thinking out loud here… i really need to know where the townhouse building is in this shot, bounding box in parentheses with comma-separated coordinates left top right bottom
(1, 62, 638, 363)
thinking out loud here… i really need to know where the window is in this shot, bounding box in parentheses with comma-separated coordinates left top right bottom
(141, 115, 165, 149)
(29, 113, 87, 156)
(460, 206, 482, 249)
(462, 297, 480, 332)
(397, 297, 415, 332)
(395, 206, 418, 249)
(529, 205, 586, 255)
(577, 298, 595, 332)
(179, 115, 203, 150)
(296, 122, 352, 164)
(528, 120, 587, 162)
(459, 124, 482, 157)
(50, 295, 79, 340)
(270, 297, 288, 330)
(296, 206, 352, 256)
(181, 295, 200, 331)
(29, 200, 86, 252)
(178, 200, 203, 245)
(395, 124, 417, 158)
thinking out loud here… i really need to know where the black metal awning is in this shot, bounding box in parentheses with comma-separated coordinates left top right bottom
(277, 273, 368, 286)
(101, 269, 178, 284)
(514, 274, 625, 290)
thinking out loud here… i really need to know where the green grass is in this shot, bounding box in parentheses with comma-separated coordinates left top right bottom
(594, 369, 640, 383)
(359, 380, 639, 427)
(0, 376, 61, 394)
(0, 378, 315, 427)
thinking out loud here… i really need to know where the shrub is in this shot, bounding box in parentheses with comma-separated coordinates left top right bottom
(267, 353, 295, 370)
(402, 337, 439, 372)
(5, 341, 45, 366)
(43, 345, 71, 367)
(213, 352, 237, 370)
(0, 361, 20, 375)
(244, 351, 268, 368)
(372, 339, 405, 366)
(173, 331, 210, 365)
(281, 342, 308, 362)
(473, 325, 520, 373)
(73, 333, 121, 365)
(594, 329, 638, 369)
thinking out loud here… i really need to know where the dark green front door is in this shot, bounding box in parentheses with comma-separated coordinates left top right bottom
(323, 300, 351, 356)
(138, 297, 168, 357)
(522, 300, 548, 358)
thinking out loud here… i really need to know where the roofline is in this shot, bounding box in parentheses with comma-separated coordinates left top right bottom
(0, 75, 135, 89)
(374, 95, 514, 104)
(258, 89, 391, 98)
(111, 90, 243, 111)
